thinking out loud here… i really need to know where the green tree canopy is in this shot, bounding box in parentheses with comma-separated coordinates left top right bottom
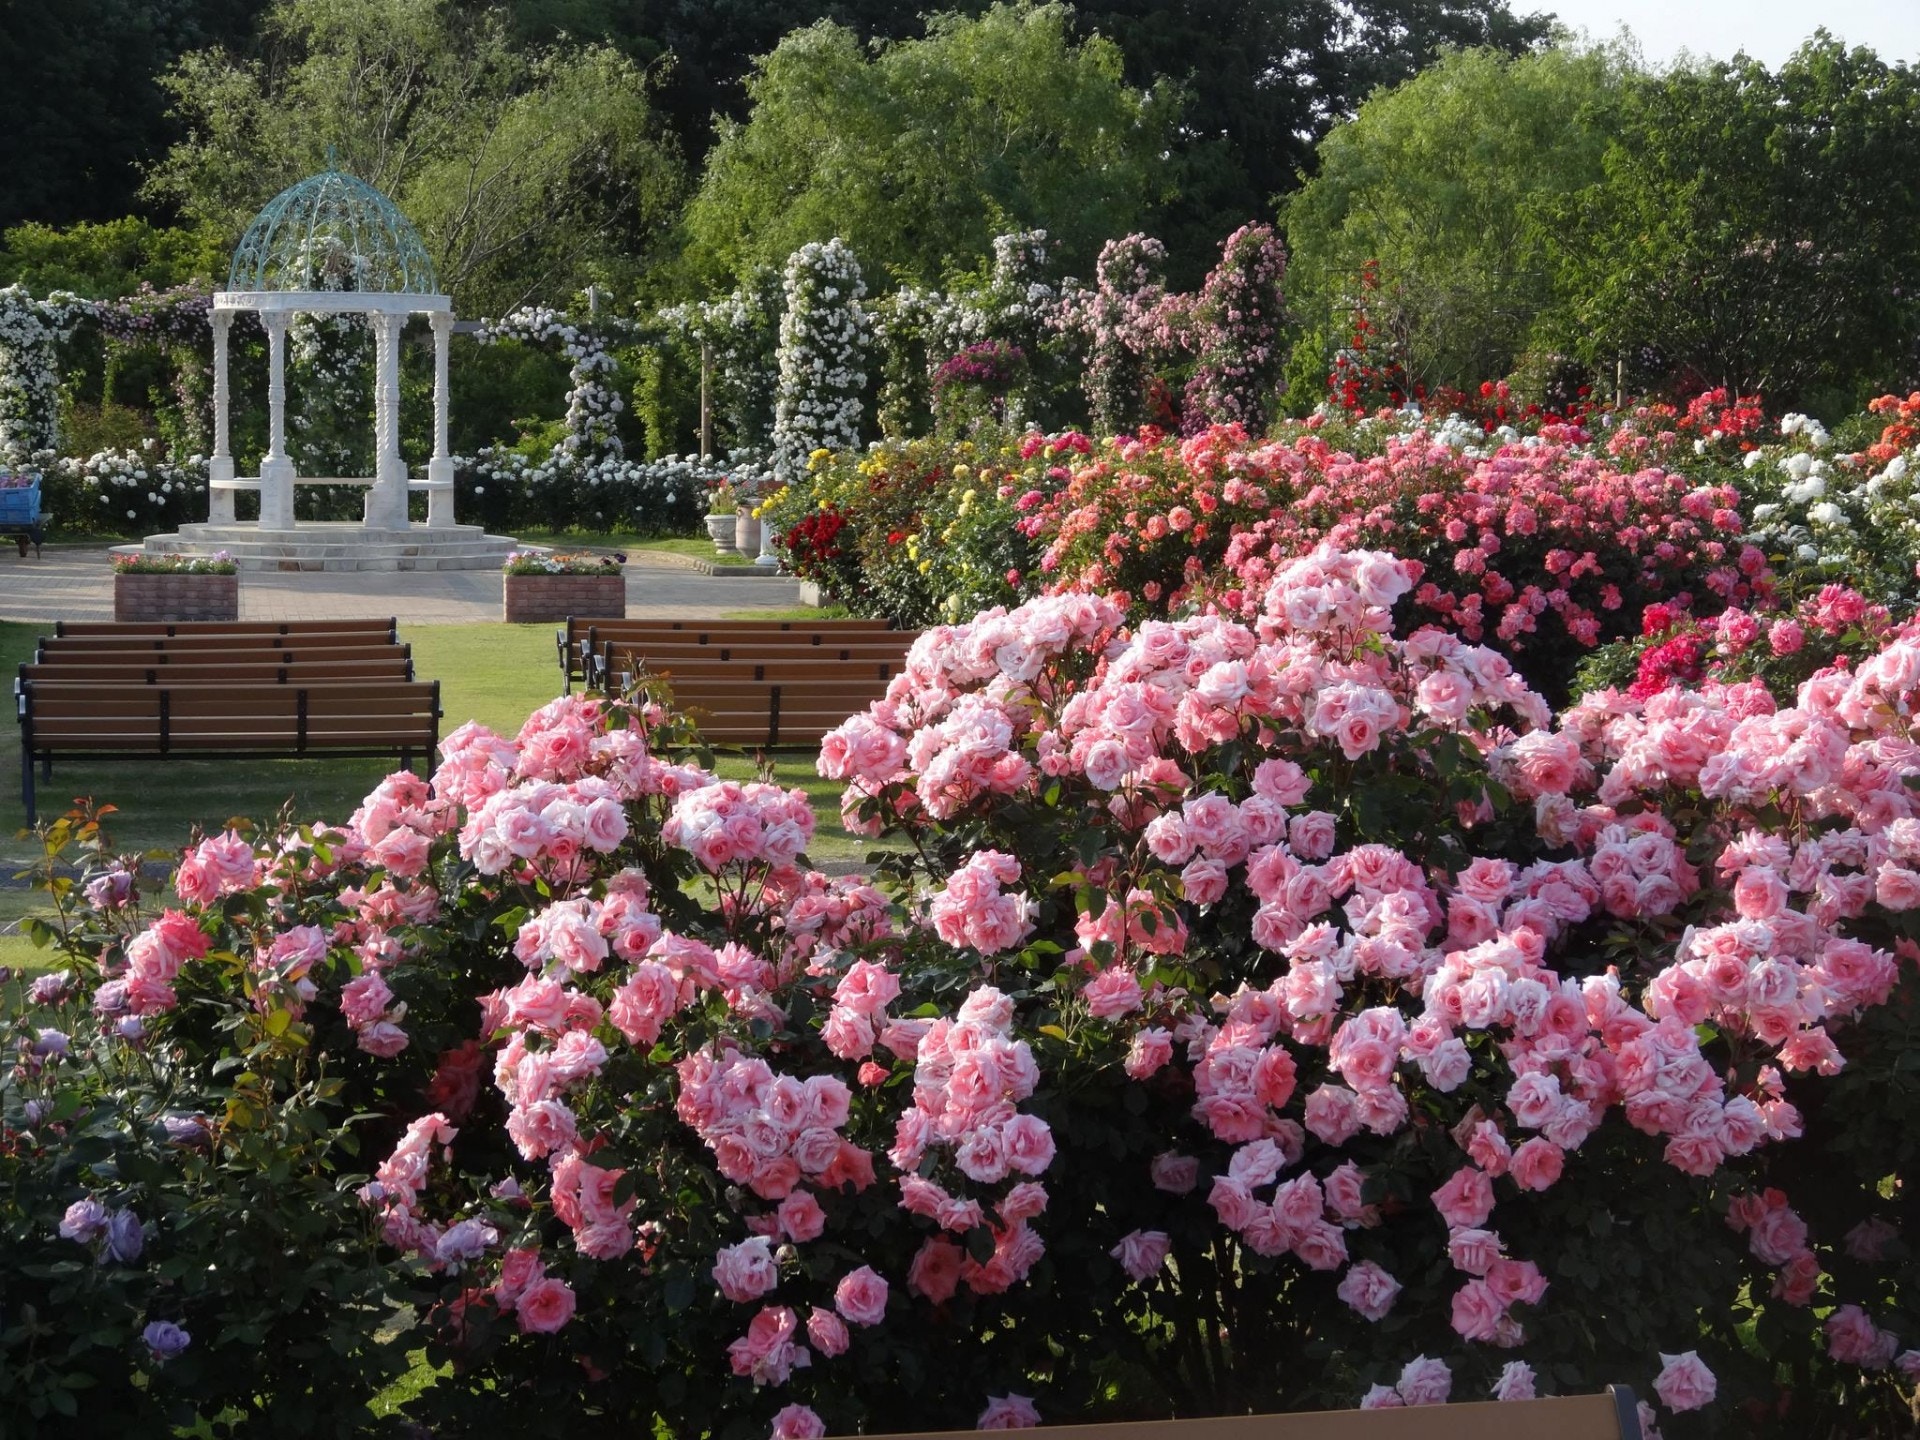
(143, 0, 685, 312)
(1284, 42, 1630, 393)
(1544, 33, 1920, 413)
(0, 0, 266, 230)
(678, 2, 1181, 290)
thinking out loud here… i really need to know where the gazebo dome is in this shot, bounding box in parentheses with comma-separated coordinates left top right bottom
(227, 168, 439, 296)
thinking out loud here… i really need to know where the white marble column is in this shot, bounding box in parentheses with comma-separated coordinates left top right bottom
(208, 309, 235, 524)
(425, 310, 455, 528)
(258, 311, 295, 531)
(364, 311, 407, 530)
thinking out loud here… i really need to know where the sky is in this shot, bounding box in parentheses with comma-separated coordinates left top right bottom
(1542, 0, 1920, 68)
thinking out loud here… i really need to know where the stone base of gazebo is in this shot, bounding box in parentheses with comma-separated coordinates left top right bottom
(119, 522, 522, 573)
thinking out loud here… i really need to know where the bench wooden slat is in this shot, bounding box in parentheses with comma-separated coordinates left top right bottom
(40, 634, 406, 655)
(858, 1391, 1641, 1440)
(20, 659, 414, 685)
(54, 618, 397, 640)
(36, 644, 410, 667)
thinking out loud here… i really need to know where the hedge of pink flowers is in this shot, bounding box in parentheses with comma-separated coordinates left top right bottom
(17, 540, 1920, 1436)
(1021, 420, 1766, 699)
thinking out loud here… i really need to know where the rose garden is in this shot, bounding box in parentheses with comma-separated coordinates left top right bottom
(6, 4, 1920, 1438)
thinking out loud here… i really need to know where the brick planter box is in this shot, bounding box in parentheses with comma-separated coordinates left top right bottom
(114, 572, 240, 622)
(504, 572, 626, 624)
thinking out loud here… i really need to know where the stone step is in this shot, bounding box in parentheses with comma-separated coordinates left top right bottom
(118, 521, 529, 573)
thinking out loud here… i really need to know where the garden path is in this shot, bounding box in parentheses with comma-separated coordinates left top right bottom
(0, 546, 803, 624)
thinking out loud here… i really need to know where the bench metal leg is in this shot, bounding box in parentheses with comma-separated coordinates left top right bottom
(21, 746, 34, 827)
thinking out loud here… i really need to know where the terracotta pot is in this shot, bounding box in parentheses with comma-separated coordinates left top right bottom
(734, 512, 760, 555)
(114, 571, 239, 622)
(503, 571, 625, 624)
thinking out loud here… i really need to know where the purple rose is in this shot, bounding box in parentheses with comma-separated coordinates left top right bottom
(59, 1198, 109, 1244)
(142, 1320, 191, 1361)
(104, 1209, 144, 1264)
(27, 970, 71, 1005)
(32, 1028, 69, 1058)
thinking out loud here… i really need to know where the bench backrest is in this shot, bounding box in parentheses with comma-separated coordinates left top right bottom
(20, 656, 416, 687)
(37, 641, 411, 667)
(661, 675, 893, 748)
(20, 680, 442, 754)
(859, 1393, 1640, 1440)
(627, 658, 899, 684)
(54, 618, 398, 642)
(39, 632, 406, 657)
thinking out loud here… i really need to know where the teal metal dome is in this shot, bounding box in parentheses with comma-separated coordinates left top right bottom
(227, 168, 439, 294)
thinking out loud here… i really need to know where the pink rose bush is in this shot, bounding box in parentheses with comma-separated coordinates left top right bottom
(17, 543, 1920, 1436)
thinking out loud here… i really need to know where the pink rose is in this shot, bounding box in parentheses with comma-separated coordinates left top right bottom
(1083, 966, 1144, 1021)
(1001, 1115, 1056, 1176)
(1450, 1278, 1506, 1341)
(1110, 1229, 1172, 1281)
(1396, 1355, 1452, 1406)
(1652, 1350, 1717, 1411)
(1336, 1261, 1402, 1321)
(1151, 1153, 1199, 1194)
(1447, 1228, 1502, 1276)
(514, 1276, 576, 1334)
(1492, 1360, 1537, 1401)
(834, 1265, 890, 1326)
(771, 1404, 826, 1440)
(777, 1190, 828, 1243)
(1508, 1138, 1564, 1192)
(1126, 1027, 1174, 1079)
(976, 1395, 1041, 1430)
(908, 1238, 964, 1304)
(1432, 1166, 1496, 1230)
(713, 1236, 779, 1303)
(806, 1307, 850, 1357)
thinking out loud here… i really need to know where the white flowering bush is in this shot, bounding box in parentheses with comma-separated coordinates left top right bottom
(454, 447, 762, 537)
(1739, 404, 1920, 603)
(287, 312, 374, 492)
(0, 285, 89, 465)
(53, 443, 206, 532)
(480, 306, 632, 465)
(772, 239, 869, 483)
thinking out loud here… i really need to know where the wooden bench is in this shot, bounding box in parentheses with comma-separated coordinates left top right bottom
(861, 1390, 1642, 1440)
(17, 679, 442, 823)
(52, 618, 399, 642)
(555, 615, 906, 690)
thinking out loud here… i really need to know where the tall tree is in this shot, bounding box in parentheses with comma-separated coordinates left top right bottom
(508, 0, 1553, 282)
(1284, 42, 1629, 393)
(0, 0, 267, 229)
(143, 0, 684, 311)
(680, 3, 1180, 289)
(1544, 34, 1920, 412)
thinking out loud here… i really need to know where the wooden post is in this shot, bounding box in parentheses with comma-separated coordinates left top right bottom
(700, 338, 713, 462)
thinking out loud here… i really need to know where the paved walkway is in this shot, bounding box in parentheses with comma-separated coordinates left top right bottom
(0, 546, 804, 624)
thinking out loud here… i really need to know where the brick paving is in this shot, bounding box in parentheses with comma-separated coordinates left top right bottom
(0, 545, 804, 625)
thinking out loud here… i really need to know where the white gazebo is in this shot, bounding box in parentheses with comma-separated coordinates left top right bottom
(130, 167, 515, 571)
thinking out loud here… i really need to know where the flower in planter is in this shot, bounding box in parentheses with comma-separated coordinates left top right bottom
(502, 551, 625, 576)
(111, 552, 237, 575)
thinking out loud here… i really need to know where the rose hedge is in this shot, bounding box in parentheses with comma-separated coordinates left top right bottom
(11, 544, 1920, 1437)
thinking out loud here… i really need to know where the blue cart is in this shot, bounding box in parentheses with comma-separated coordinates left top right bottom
(0, 473, 45, 557)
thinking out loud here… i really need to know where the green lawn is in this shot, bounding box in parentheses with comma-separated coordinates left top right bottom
(627, 536, 755, 567)
(2, 621, 880, 939)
